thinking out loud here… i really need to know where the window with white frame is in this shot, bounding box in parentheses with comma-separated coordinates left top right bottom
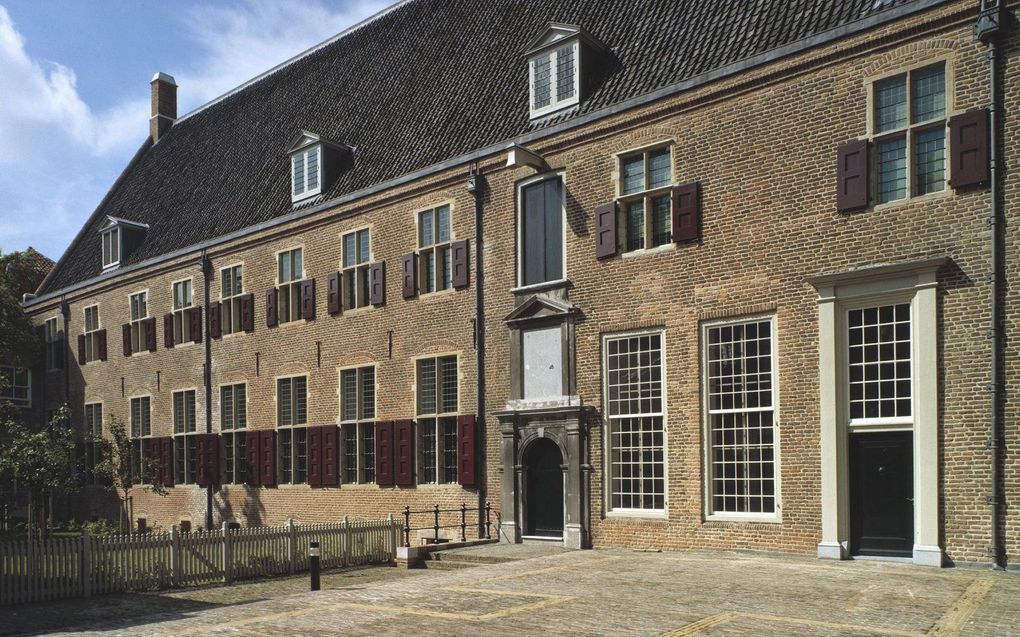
(173, 389, 198, 484)
(83, 305, 101, 363)
(704, 317, 778, 516)
(130, 396, 151, 483)
(618, 146, 673, 251)
(129, 291, 148, 353)
(220, 265, 244, 335)
(416, 356, 458, 484)
(342, 230, 371, 309)
(605, 332, 665, 512)
(172, 280, 193, 343)
(418, 206, 453, 294)
(848, 304, 912, 422)
(277, 248, 304, 323)
(291, 145, 321, 201)
(44, 317, 63, 370)
(277, 375, 308, 484)
(0, 366, 31, 408)
(519, 177, 564, 287)
(221, 383, 248, 484)
(340, 366, 375, 484)
(84, 402, 103, 483)
(871, 62, 947, 204)
(529, 42, 579, 117)
(102, 227, 120, 269)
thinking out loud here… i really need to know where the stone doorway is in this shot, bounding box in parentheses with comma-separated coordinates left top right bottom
(524, 437, 564, 538)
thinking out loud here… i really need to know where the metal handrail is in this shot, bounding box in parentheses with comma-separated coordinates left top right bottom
(401, 502, 492, 548)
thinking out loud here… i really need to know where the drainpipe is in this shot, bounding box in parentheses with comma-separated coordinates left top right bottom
(467, 166, 487, 536)
(59, 298, 69, 403)
(200, 251, 214, 532)
(974, 0, 1008, 571)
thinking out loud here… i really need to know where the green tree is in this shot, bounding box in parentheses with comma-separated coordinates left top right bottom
(91, 415, 167, 534)
(0, 248, 51, 369)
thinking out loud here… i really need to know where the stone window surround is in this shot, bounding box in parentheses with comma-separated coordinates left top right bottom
(809, 256, 944, 567)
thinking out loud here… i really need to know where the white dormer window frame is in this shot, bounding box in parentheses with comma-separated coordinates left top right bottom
(102, 226, 121, 269)
(529, 39, 580, 119)
(291, 143, 322, 202)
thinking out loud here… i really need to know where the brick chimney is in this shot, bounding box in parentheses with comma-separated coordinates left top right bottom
(150, 72, 177, 143)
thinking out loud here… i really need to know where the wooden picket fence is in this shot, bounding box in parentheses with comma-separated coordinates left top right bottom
(0, 516, 400, 605)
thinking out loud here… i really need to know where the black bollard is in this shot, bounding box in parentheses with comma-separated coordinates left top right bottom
(309, 541, 321, 591)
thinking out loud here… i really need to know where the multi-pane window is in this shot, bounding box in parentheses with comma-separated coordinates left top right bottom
(221, 383, 248, 484)
(340, 366, 376, 484)
(83, 305, 101, 363)
(44, 317, 63, 370)
(277, 376, 308, 484)
(342, 229, 372, 309)
(872, 63, 946, 203)
(529, 42, 578, 116)
(291, 145, 321, 200)
(605, 333, 665, 512)
(173, 389, 198, 484)
(0, 366, 31, 407)
(129, 291, 148, 353)
(277, 248, 304, 323)
(220, 265, 244, 335)
(848, 304, 912, 421)
(418, 206, 453, 294)
(102, 227, 120, 268)
(520, 178, 564, 287)
(618, 147, 673, 251)
(130, 396, 151, 483)
(705, 318, 777, 516)
(84, 403, 103, 483)
(416, 356, 458, 484)
(172, 280, 193, 343)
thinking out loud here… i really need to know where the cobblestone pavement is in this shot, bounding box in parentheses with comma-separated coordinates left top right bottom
(6, 547, 1019, 636)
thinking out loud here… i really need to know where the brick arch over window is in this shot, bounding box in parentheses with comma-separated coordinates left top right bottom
(861, 40, 958, 79)
(602, 127, 677, 157)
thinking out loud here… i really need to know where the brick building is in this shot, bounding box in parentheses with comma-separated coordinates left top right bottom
(16, 0, 1018, 568)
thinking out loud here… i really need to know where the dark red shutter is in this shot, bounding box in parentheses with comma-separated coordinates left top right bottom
(195, 436, 207, 486)
(190, 307, 203, 343)
(401, 253, 417, 299)
(300, 279, 316, 320)
(122, 323, 132, 357)
(394, 419, 414, 486)
(164, 313, 175, 348)
(451, 240, 470, 289)
(245, 430, 261, 487)
(948, 108, 989, 188)
(208, 301, 221, 338)
(160, 437, 175, 488)
(375, 421, 394, 486)
(594, 202, 617, 259)
(307, 426, 322, 486)
(144, 317, 157, 352)
(266, 289, 278, 328)
(321, 425, 338, 486)
(97, 329, 108, 361)
(836, 140, 869, 211)
(457, 414, 476, 486)
(672, 182, 701, 242)
(77, 334, 85, 365)
(240, 293, 255, 332)
(145, 438, 159, 485)
(259, 430, 276, 486)
(326, 272, 341, 315)
(196, 434, 219, 487)
(369, 262, 385, 306)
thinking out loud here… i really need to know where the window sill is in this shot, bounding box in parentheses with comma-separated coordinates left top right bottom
(704, 513, 781, 524)
(620, 244, 675, 259)
(606, 509, 668, 521)
(511, 279, 570, 295)
(276, 318, 309, 330)
(417, 288, 457, 301)
(340, 305, 376, 317)
(130, 350, 151, 358)
(871, 188, 951, 213)
(220, 330, 249, 340)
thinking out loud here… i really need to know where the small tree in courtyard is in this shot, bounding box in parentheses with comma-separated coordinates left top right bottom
(91, 415, 167, 534)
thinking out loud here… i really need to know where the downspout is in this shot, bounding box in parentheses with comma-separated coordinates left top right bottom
(467, 166, 487, 536)
(200, 251, 214, 531)
(60, 298, 69, 403)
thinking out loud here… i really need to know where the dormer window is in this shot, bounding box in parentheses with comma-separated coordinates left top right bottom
(291, 145, 321, 201)
(526, 23, 607, 120)
(288, 131, 352, 204)
(99, 215, 148, 270)
(102, 227, 121, 269)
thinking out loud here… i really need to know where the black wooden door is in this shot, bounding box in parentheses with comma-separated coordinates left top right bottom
(525, 439, 564, 538)
(850, 431, 913, 557)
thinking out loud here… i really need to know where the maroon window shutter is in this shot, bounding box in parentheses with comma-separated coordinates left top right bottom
(164, 313, 175, 348)
(321, 425, 338, 486)
(394, 419, 414, 486)
(265, 289, 278, 328)
(78, 334, 86, 365)
(122, 323, 132, 357)
(208, 301, 221, 338)
(245, 430, 261, 487)
(161, 437, 175, 488)
(97, 329, 108, 361)
(196, 434, 219, 487)
(949, 108, 989, 188)
(196, 435, 210, 487)
(451, 240, 470, 288)
(456, 414, 476, 486)
(259, 430, 276, 486)
(190, 307, 203, 343)
(300, 279, 316, 320)
(672, 182, 701, 242)
(240, 293, 255, 332)
(307, 426, 322, 486)
(836, 140, 869, 211)
(594, 202, 617, 259)
(375, 421, 394, 486)
(401, 253, 417, 299)
(369, 262, 386, 306)
(326, 272, 341, 315)
(144, 317, 157, 352)
(144, 438, 159, 485)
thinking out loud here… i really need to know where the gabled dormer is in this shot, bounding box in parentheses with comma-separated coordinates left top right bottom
(288, 131, 352, 204)
(99, 216, 148, 270)
(526, 23, 608, 120)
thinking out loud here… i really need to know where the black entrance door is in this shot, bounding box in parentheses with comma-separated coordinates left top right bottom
(850, 431, 913, 557)
(525, 439, 564, 538)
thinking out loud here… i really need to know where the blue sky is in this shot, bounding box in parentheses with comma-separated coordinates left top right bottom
(0, 0, 392, 261)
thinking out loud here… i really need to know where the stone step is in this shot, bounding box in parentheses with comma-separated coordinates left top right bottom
(427, 552, 519, 565)
(423, 559, 480, 570)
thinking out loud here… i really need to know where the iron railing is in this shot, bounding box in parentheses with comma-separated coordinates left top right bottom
(401, 503, 492, 548)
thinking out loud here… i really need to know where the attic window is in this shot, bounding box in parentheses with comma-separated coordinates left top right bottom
(102, 227, 121, 269)
(291, 145, 321, 201)
(99, 216, 148, 270)
(530, 42, 579, 117)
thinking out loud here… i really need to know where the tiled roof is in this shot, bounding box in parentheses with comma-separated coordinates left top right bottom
(39, 0, 934, 295)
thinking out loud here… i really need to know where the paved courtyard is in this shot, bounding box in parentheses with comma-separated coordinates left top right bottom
(2, 545, 1018, 636)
